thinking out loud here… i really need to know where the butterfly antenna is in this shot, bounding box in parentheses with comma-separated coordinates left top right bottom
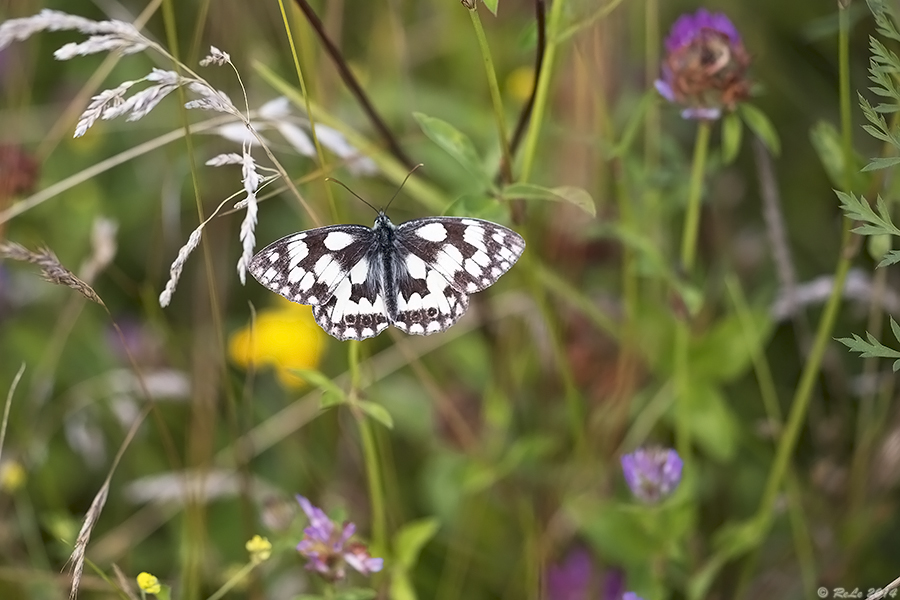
(384, 163, 424, 213)
(325, 177, 379, 215)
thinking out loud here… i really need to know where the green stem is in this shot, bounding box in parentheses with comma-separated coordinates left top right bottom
(755, 238, 852, 520)
(276, 0, 338, 221)
(644, 0, 660, 170)
(680, 120, 712, 271)
(839, 5, 853, 192)
(205, 561, 256, 600)
(467, 6, 514, 182)
(726, 277, 816, 600)
(349, 342, 387, 554)
(519, 0, 568, 182)
(673, 120, 711, 461)
(757, 0, 855, 526)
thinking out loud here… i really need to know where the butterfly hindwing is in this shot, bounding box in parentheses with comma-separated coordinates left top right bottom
(248, 224, 375, 307)
(396, 217, 526, 294)
(311, 255, 390, 341)
(390, 249, 471, 335)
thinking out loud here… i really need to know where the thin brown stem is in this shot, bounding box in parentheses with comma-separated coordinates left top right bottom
(508, 0, 547, 159)
(290, 0, 414, 169)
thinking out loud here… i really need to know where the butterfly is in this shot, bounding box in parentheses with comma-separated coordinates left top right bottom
(249, 212, 526, 341)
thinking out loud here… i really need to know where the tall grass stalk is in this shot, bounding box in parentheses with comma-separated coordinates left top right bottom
(276, 0, 338, 222)
(467, 5, 513, 183)
(754, 0, 857, 540)
(519, 0, 568, 182)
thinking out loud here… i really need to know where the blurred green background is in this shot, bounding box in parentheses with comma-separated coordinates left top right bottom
(1, 0, 898, 599)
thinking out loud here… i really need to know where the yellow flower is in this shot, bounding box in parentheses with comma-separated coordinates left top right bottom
(506, 66, 534, 103)
(228, 298, 326, 389)
(1, 461, 26, 493)
(245, 534, 273, 562)
(136, 572, 161, 595)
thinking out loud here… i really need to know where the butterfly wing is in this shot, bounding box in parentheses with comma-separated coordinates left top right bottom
(249, 224, 394, 341)
(248, 224, 371, 306)
(390, 217, 525, 335)
(311, 272, 391, 341)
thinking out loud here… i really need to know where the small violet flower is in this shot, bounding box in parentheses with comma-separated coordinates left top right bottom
(623, 594, 645, 600)
(655, 8, 751, 120)
(546, 547, 593, 600)
(621, 447, 683, 503)
(296, 495, 383, 581)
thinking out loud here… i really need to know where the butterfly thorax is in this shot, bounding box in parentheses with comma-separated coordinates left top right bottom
(371, 212, 402, 322)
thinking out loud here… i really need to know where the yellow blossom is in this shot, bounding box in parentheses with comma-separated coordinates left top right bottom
(228, 298, 326, 389)
(506, 66, 534, 103)
(245, 534, 273, 562)
(1, 461, 26, 493)
(136, 572, 161, 595)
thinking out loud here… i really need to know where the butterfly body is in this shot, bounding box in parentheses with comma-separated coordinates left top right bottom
(249, 213, 525, 341)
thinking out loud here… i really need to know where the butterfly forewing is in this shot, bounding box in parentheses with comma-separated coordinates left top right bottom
(396, 217, 526, 294)
(249, 224, 374, 307)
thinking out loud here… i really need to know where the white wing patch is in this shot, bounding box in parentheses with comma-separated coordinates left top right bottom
(324, 231, 355, 251)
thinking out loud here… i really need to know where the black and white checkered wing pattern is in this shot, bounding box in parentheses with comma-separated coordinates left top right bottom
(249, 224, 374, 308)
(390, 217, 526, 335)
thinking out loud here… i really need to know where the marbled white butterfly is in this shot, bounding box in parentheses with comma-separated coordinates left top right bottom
(249, 211, 526, 341)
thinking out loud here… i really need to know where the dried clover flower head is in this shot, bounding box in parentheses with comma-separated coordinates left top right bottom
(655, 9, 751, 120)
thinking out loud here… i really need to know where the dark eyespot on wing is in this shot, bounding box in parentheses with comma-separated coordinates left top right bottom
(311, 274, 391, 341)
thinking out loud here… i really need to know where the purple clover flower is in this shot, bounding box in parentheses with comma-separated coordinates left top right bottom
(621, 447, 683, 503)
(655, 8, 751, 120)
(546, 547, 593, 600)
(295, 495, 383, 581)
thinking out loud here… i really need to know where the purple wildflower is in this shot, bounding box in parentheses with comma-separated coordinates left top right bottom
(655, 8, 751, 120)
(546, 547, 593, 600)
(621, 447, 683, 503)
(623, 594, 645, 600)
(295, 495, 384, 581)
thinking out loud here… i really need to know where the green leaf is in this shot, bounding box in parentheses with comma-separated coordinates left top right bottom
(569, 497, 695, 565)
(481, 0, 499, 15)
(837, 191, 900, 237)
(879, 249, 900, 267)
(502, 183, 596, 216)
(443, 193, 508, 221)
(358, 400, 394, 429)
(290, 369, 347, 402)
(739, 104, 780, 156)
(891, 316, 900, 344)
(691, 311, 774, 383)
(413, 113, 489, 186)
(611, 91, 655, 157)
(390, 573, 416, 600)
(810, 121, 866, 188)
(683, 385, 740, 462)
(721, 112, 743, 164)
(837, 332, 900, 367)
(335, 589, 377, 600)
(393, 518, 440, 570)
(862, 155, 900, 171)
